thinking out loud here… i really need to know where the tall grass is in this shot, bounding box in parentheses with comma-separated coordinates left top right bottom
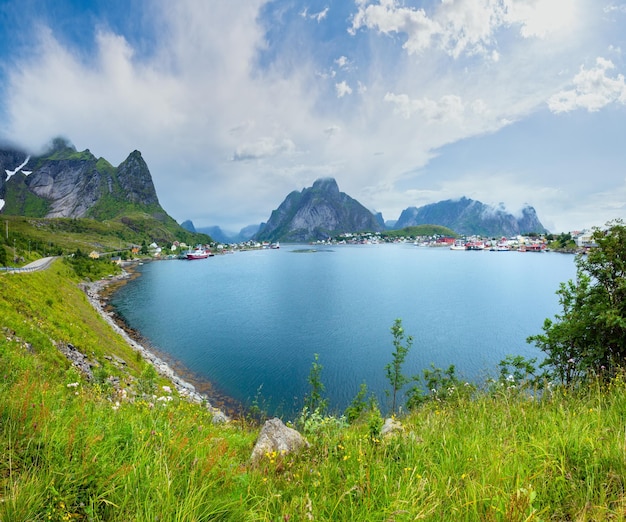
(2, 262, 626, 520)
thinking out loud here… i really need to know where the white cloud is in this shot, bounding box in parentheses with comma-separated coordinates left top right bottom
(548, 57, 626, 113)
(232, 137, 296, 161)
(504, 0, 579, 38)
(350, 0, 582, 58)
(301, 6, 329, 22)
(335, 81, 353, 97)
(604, 3, 626, 14)
(384, 93, 466, 122)
(335, 55, 349, 68)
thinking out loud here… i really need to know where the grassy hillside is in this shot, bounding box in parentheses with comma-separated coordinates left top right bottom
(384, 224, 458, 238)
(0, 215, 211, 265)
(2, 262, 626, 520)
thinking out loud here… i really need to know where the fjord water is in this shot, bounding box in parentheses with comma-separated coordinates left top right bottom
(110, 244, 576, 416)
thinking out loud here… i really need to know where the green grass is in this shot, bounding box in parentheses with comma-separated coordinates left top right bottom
(2, 263, 626, 520)
(383, 224, 458, 238)
(1, 215, 211, 263)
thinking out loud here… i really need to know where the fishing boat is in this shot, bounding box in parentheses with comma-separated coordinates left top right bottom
(186, 246, 210, 259)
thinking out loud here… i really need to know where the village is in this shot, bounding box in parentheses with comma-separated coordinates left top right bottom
(83, 228, 598, 266)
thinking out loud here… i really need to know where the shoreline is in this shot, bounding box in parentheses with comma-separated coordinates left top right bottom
(80, 261, 234, 422)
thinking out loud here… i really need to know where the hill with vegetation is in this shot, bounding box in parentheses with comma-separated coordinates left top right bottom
(382, 224, 458, 239)
(1, 222, 626, 519)
(0, 214, 211, 267)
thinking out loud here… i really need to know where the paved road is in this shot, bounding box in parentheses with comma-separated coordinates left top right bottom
(1, 256, 57, 273)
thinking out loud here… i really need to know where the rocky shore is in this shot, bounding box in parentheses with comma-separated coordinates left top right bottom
(80, 266, 229, 423)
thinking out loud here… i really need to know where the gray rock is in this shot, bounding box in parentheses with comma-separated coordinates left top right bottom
(250, 418, 309, 464)
(381, 417, 404, 438)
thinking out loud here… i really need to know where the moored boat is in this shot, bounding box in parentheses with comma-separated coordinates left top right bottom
(186, 246, 210, 259)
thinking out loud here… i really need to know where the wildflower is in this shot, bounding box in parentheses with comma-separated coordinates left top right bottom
(162, 385, 172, 393)
(66, 382, 79, 388)
(112, 401, 120, 411)
(506, 374, 515, 382)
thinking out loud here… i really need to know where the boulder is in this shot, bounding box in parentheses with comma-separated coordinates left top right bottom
(251, 418, 309, 464)
(381, 417, 404, 438)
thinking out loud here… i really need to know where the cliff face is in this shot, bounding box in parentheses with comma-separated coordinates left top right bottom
(0, 138, 164, 219)
(256, 178, 384, 242)
(395, 197, 548, 236)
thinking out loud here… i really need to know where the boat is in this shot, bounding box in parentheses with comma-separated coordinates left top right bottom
(270, 242, 280, 249)
(186, 246, 210, 259)
(450, 240, 466, 250)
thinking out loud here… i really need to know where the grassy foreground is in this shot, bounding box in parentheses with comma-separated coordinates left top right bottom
(2, 263, 626, 520)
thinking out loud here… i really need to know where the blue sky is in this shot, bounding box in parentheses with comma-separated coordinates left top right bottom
(1, 0, 626, 233)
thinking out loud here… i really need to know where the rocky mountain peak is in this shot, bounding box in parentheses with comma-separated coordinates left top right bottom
(255, 177, 384, 242)
(311, 177, 340, 195)
(0, 140, 163, 219)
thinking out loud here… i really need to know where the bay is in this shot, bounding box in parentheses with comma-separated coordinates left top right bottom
(110, 244, 576, 417)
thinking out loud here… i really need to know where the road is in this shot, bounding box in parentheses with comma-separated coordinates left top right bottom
(1, 256, 57, 273)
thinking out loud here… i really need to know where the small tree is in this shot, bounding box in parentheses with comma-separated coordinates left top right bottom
(385, 318, 413, 413)
(528, 219, 626, 382)
(304, 353, 327, 413)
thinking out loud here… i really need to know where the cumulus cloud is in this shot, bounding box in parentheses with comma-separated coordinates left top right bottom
(335, 55, 349, 68)
(335, 80, 353, 97)
(350, 0, 581, 58)
(548, 57, 626, 113)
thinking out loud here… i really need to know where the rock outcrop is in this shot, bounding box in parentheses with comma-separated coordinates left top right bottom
(255, 177, 384, 242)
(250, 418, 309, 464)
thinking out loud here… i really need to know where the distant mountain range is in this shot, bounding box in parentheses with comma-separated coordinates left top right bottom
(224, 179, 547, 243)
(396, 197, 547, 237)
(2, 138, 548, 243)
(180, 221, 260, 244)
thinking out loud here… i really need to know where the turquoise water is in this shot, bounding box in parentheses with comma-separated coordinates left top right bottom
(110, 244, 576, 416)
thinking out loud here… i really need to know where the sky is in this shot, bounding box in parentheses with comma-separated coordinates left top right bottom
(1, 0, 625, 234)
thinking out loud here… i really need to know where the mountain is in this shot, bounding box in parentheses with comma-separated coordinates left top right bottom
(182, 222, 261, 244)
(0, 137, 166, 220)
(395, 197, 548, 236)
(198, 224, 261, 244)
(255, 177, 384, 242)
(180, 220, 197, 233)
(1, 137, 211, 244)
